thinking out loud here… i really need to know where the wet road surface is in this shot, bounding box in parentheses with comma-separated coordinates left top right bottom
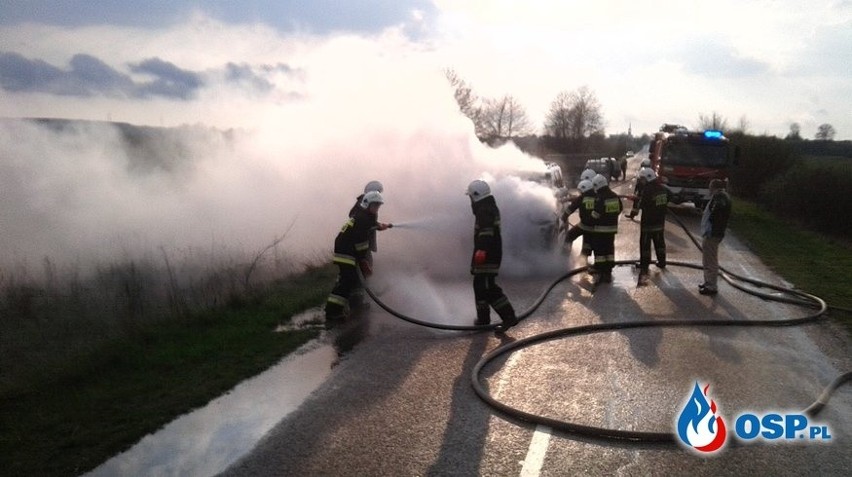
(218, 163, 852, 476)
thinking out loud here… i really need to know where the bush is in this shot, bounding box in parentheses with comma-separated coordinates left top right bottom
(759, 159, 852, 239)
(729, 135, 799, 200)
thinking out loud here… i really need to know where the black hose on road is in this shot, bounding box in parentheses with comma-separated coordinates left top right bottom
(358, 208, 851, 443)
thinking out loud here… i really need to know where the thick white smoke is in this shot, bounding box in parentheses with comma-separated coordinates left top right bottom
(0, 23, 566, 289)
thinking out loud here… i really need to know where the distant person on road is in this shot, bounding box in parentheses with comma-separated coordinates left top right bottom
(325, 191, 386, 323)
(699, 179, 732, 296)
(466, 179, 518, 332)
(619, 155, 628, 181)
(633, 169, 672, 274)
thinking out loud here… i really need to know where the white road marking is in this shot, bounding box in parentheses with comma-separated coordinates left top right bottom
(520, 425, 552, 477)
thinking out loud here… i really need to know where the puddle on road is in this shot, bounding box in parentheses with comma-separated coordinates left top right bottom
(85, 307, 366, 477)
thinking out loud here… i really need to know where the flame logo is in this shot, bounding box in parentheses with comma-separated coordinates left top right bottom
(677, 382, 727, 453)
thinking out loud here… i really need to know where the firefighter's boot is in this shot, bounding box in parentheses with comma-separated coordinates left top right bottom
(474, 302, 491, 326)
(494, 302, 518, 333)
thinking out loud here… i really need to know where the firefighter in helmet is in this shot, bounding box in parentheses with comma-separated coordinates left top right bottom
(635, 168, 672, 274)
(325, 191, 385, 323)
(586, 174, 623, 284)
(627, 158, 653, 219)
(561, 179, 595, 259)
(466, 179, 518, 332)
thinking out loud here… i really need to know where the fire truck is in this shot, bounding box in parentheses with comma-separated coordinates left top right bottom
(648, 124, 738, 209)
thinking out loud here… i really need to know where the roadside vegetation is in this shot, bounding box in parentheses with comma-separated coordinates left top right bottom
(0, 258, 335, 476)
(728, 198, 852, 332)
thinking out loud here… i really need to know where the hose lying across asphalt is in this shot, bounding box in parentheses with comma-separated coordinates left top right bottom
(359, 211, 852, 443)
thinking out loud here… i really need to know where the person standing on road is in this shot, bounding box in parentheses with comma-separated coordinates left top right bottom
(634, 168, 672, 274)
(587, 174, 623, 284)
(699, 179, 732, 296)
(466, 179, 518, 332)
(325, 191, 385, 323)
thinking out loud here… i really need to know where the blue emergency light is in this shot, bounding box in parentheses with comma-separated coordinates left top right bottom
(704, 130, 723, 139)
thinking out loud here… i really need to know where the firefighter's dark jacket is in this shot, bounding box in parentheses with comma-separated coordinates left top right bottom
(638, 180, 672, 231)
(589, 187, 622, 233)
(470, 195, 502, 274)
(333, 206, 378, 266)
(574, 191, 597, 231)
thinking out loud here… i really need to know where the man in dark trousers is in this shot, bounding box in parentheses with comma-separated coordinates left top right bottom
(699, 179, 732, 295)
(587, 174, 623, 285)
(634, 168, 672, 274)
(325, 191, 385, 322)
(466, 179, 518, 332)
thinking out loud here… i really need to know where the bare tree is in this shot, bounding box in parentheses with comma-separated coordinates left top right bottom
(698, 112, 729, 132)
(545, 86, 604, 140)
(786, 122, 802, 140)
(544, 91, 573, 138)
(816, 123, 836, 140)
(732, 115, 750, 135)
(445, 68, 482, 131)
(480, 94, 533, 139)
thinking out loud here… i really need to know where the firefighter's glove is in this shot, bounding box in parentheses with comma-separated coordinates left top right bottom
(474, 250, 487, 265)
(377, 222, 391, 231)
(359, 259, 373, 277)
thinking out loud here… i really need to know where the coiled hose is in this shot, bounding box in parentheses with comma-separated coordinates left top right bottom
(359, 211, 852, 442)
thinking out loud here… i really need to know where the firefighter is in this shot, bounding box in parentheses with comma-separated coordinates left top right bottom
(561, 179, 595, 258)
(627, 158, 653, 219)
(634, 168, 672, 274)
(587, 174, 623, 284)
(325, 191, 385, 322)
(699, 179, 732, 296)
(347, 181, 391, 309)
(466, 180, 518, 332)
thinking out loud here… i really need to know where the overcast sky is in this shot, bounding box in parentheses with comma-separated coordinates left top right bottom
(1, 0, 850, 139)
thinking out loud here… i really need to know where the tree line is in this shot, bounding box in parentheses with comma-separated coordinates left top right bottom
(446, 69, 842, 151)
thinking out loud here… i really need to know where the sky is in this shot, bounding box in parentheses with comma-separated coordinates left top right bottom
(1, 0, 850, 139)
(0, 0, 850, 295)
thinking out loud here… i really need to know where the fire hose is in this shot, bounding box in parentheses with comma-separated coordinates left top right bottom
(357, 212, 852, 443)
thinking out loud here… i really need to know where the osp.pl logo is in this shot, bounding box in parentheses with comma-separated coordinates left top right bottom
(676, 381, 833, 456)
(677, 382, 727, 453)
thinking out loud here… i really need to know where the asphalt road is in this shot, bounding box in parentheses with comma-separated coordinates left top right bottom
(220, 161, 852, 477)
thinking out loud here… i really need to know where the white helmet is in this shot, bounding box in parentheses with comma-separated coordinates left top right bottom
(640, 158, 651, 168)
(360, 190, 384, 209)
(639, 168, 657, 182)
(592, 174, 608, 191)
(466, 179, 491, 202)
(364, 180, 384, 194)
(579, 168, 596, 182)
(577, 179, 594, 194)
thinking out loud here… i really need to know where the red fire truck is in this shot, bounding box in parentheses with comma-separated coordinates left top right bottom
(648, 124, 738, 209)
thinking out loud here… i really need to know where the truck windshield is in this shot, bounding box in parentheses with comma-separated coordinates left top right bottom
(662, 141, 728, 167)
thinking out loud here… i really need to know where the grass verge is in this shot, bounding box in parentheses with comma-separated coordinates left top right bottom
(0, 264, 336, 476)
(728, 198, 852, 332)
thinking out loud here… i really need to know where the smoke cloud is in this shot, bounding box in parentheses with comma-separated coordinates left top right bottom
(0, 21, 565, 290)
